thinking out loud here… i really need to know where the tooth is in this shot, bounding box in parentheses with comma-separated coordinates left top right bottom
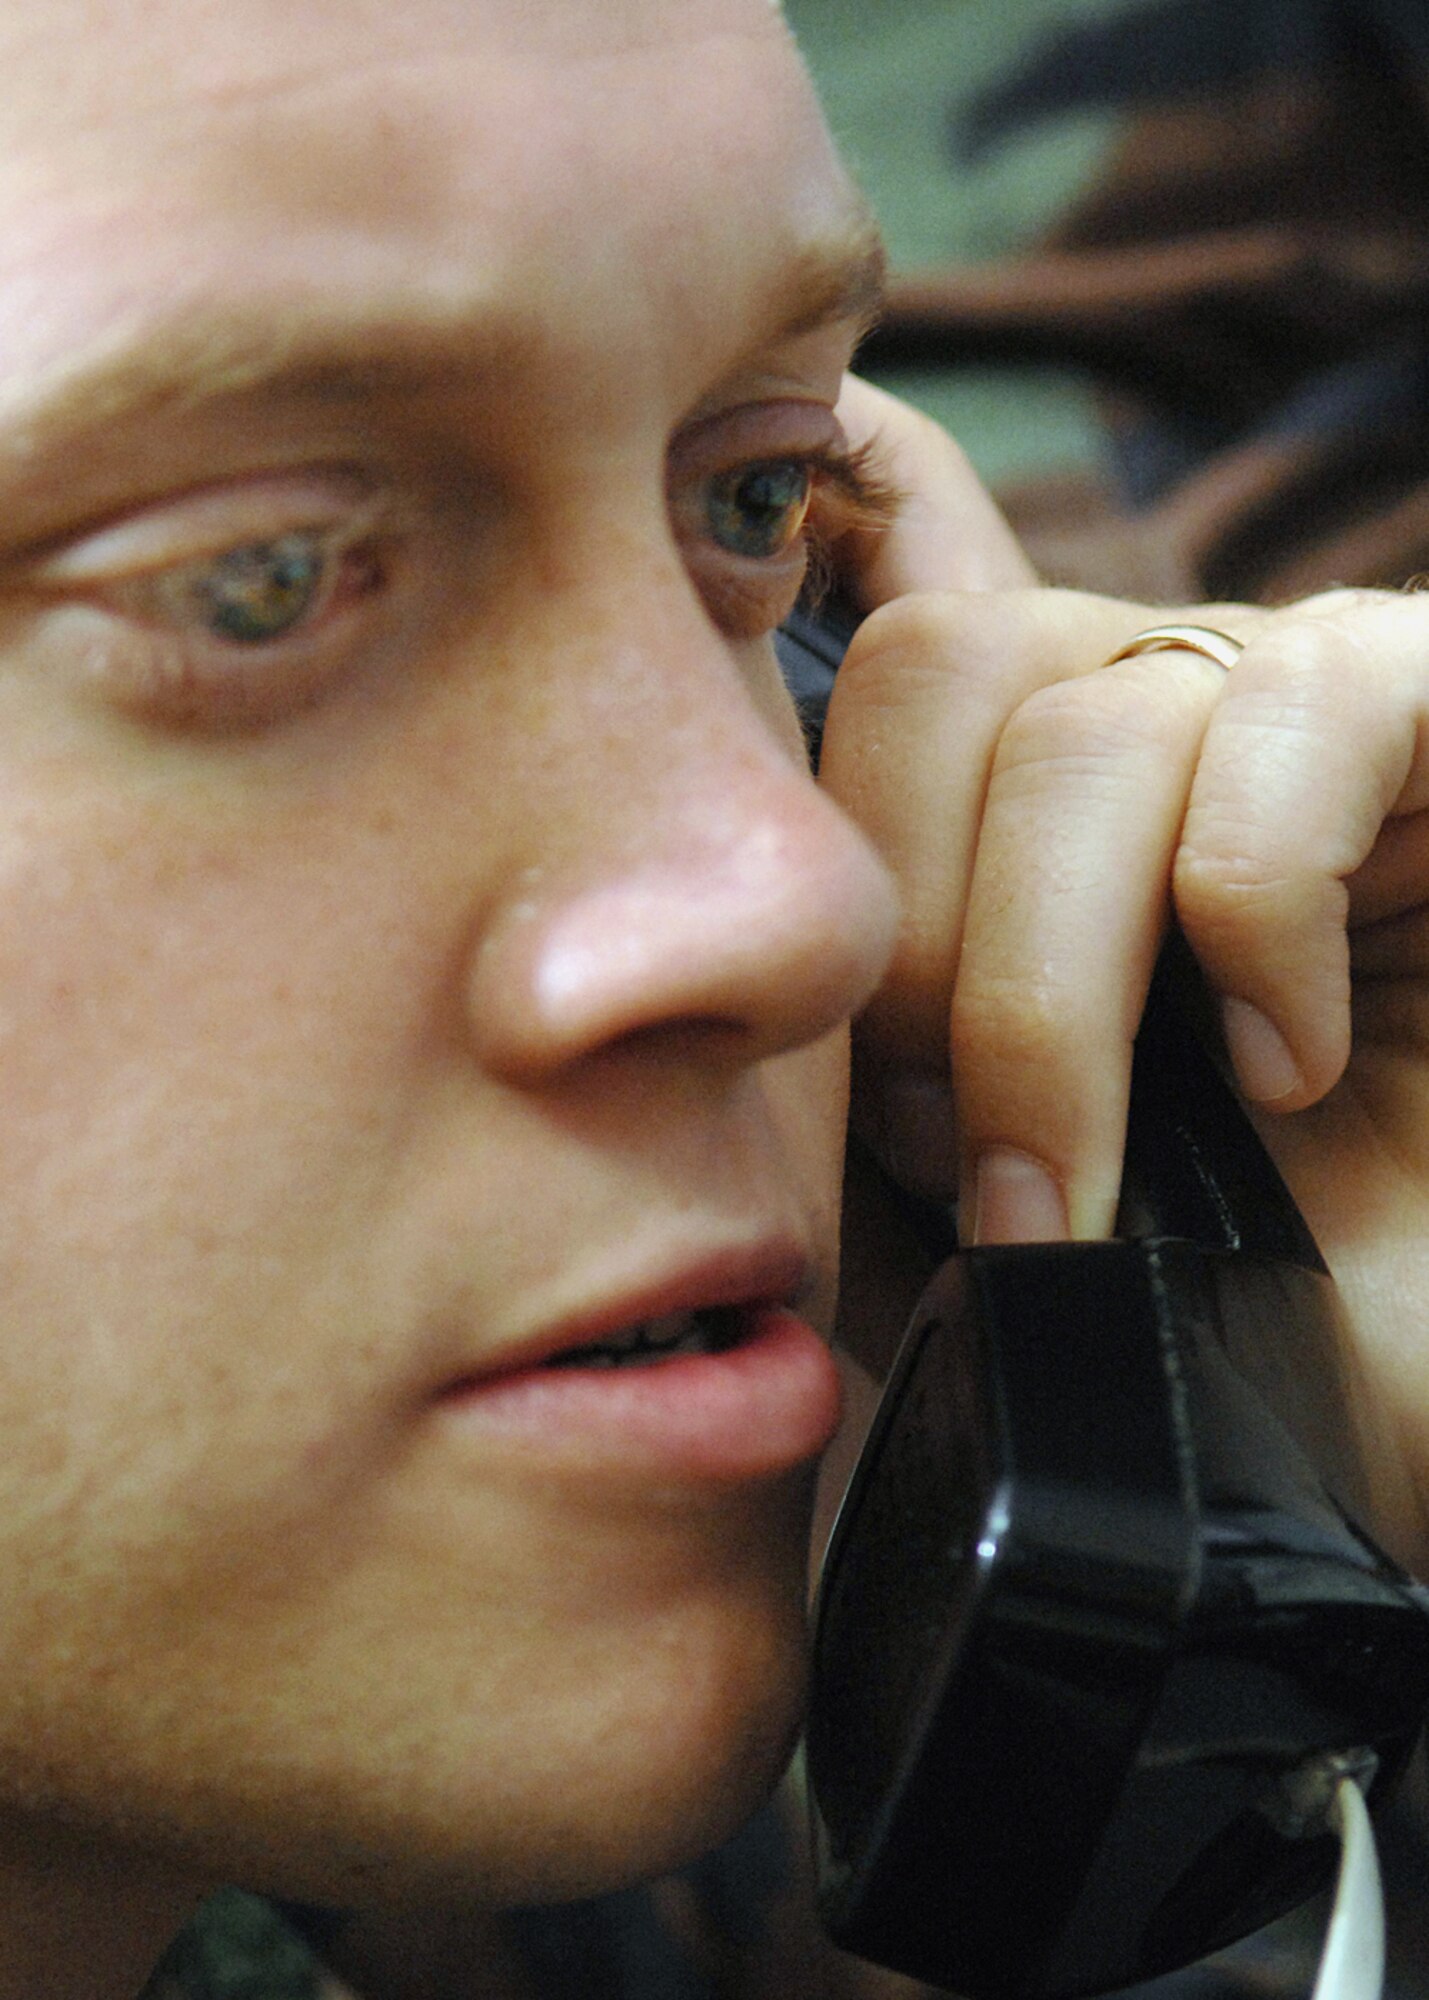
(606, 1323, 652, 1355)
(543, 1305, 748, 1370)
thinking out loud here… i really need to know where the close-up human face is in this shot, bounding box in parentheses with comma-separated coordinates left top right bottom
(0, 0, 896, 1926)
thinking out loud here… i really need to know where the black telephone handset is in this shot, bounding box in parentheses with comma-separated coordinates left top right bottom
(774, 607, 1429, 1999)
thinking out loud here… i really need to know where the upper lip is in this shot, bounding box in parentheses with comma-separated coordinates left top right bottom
(438, 1234, 817, 1389)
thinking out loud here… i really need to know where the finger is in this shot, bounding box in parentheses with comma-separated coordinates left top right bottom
(1174, 591, 1429, 1110)
(832, 374, 1037, 601)
(821, 589, 1161, 1065)
(951, 638, 1235, 1243)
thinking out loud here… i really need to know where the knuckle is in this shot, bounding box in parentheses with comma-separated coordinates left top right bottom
(1238, 605, 1387, 697)
(996, 669, 1184, 775)
(848, 591, 958, 666)
(1173, 835, 1346, 943)
(843, 592, 1027, 705)
(1287, 585, 1397, 624)
(1174, 838, 1288, 926)
(1243, 615, 1343, 685)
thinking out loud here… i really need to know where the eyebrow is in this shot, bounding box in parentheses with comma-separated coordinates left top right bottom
(0, 207, 888, 486)
(767, 209, 887, 345)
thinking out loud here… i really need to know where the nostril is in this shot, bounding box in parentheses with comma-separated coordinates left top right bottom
(458, 718, 900, 1084)
(465, 835, 895, 1082)
(601, 1015, 752, 1066)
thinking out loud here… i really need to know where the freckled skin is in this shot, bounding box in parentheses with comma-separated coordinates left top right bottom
(0, 0, 898, 1976)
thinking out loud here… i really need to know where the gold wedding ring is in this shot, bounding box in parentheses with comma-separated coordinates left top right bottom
(1103, 623, 1244, 673)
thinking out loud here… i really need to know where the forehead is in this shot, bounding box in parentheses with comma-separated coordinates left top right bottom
(0, 0, 865, 449)
(0, 0, 807, 188)
(0, 0, 789, 97)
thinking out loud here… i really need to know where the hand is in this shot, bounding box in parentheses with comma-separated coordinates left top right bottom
(825, 376, 1429, 1570)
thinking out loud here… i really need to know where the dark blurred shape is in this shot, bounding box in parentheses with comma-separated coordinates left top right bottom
(863, 0, 1429, 604)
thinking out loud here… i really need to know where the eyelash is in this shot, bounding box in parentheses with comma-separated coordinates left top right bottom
(14, 518, 399, 730)
(15, 437, 900, 728)
(796, 440, 898, 597)
(122, 441, 893, 644)
(681, 437, 898, 639)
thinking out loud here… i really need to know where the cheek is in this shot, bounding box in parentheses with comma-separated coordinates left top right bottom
(0, 818, 379, 1234)
(0, 782, 428, 1541)
(763, 1028, 851, 1329)
(0, 753, 848, 1894)
(744, 631, 817, 767)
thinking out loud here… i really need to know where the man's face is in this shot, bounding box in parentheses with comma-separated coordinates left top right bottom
(0, 0, 896, 1912)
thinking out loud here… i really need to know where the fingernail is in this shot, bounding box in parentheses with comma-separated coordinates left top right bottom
(1221, 997, 1301, 1104)
(972, 1149, 1068, 1246)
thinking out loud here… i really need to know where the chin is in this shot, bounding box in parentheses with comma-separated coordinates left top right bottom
(528, 1603, 812, 1905)
(226, 1636, 810, 1916)
(495, 1490, 817, 1903)
(166, 1480, 819, 1916)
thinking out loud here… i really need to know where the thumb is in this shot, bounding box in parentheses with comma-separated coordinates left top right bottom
(833, 374, 1037, 604)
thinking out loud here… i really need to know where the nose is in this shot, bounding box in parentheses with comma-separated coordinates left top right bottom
(465, 607, 898, 1082)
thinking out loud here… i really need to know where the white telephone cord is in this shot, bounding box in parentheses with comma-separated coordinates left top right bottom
(1310, 1778, 1384, 2000)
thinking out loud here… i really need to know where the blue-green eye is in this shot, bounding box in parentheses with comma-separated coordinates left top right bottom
(705, 460, 814, 561)
(156, 533, 329, 644)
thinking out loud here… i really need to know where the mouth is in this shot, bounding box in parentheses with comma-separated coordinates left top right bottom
(434, 1247, 841, 1483)
(473, 1238, 814, 1382)
(541, 1304, 749, 1371)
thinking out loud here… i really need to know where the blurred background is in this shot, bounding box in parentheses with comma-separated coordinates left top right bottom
(788, 0, 1429, 607)
(788, 0, 1116, 487)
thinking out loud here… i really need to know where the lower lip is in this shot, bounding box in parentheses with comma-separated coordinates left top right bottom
(437, 1305, 843, 1484)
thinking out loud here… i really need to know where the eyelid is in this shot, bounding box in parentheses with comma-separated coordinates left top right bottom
(0, 473, 417, 732)
(668, 399, 898, 535)
(28, 470, 395, 586)
(668, 399, 844, 485)
(665, 399, 899, 647)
